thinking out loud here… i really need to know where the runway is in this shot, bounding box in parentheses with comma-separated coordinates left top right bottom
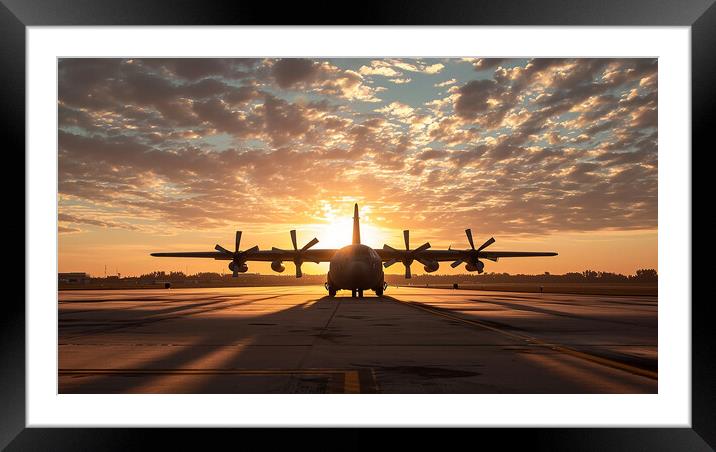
(59, 285, 657, 393)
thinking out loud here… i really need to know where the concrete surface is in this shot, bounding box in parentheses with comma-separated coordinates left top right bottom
(59, 285, 657, 393)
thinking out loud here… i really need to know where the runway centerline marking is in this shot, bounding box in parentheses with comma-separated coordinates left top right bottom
(343, 371, 360, 394)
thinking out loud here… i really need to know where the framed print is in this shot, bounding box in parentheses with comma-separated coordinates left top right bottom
(6, 0, 709, 449)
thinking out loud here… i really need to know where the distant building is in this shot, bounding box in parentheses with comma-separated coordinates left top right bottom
(58, 272, 90, 284)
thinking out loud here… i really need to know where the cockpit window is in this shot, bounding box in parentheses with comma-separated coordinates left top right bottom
(336, 245, 373, 260)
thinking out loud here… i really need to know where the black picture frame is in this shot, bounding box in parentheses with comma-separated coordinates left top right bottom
(5, 0, 707, 448)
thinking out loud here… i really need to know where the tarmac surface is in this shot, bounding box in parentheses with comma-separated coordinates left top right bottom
(59, 285, 657, 394)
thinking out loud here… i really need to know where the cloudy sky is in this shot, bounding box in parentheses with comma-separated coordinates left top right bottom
(58, 58, 657, 277)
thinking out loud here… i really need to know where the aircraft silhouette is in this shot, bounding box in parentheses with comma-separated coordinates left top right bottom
(151, 204, 557, 297)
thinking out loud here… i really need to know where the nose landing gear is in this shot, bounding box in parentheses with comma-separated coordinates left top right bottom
(324, 283, 372, 298)
(374, 282, 388, 297)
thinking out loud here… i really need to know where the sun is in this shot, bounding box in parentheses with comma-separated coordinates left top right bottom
(316, 216, 387, 249)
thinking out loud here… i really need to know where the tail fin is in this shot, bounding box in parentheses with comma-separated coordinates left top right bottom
(352, 203, 361, 245)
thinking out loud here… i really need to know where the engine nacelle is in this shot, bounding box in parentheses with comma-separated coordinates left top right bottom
(465, 260, 485, 273)
(229, 261, 248, 273)
(271, 260, 285, 273)
(423, 261, 439, 273)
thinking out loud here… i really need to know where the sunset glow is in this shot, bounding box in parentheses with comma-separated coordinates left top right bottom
(58, 58, 658, 277)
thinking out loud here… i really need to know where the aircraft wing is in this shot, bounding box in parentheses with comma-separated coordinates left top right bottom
(151, 251, 228, 259)
(151, 249, 338, 263)
(376, 249, 557, 262)
(478, 251, 558, 259)
(257, 249, 338, 263)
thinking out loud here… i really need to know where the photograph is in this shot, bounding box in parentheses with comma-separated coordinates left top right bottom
(56, 56, 659, 395)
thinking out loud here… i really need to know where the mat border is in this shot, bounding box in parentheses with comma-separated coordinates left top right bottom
(6, 0, 707, 448)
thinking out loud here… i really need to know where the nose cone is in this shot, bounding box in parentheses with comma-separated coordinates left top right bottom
(330, 259, 376, 290)
(348, 260, 371, 285)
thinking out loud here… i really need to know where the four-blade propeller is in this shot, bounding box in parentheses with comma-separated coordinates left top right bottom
(215, 231, 259, 277)
(275, 230, 319, 278)
(383, 230, 431, 279)
(450, 229, 495, 273)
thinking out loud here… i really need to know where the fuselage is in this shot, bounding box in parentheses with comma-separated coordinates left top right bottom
(327, 244, 384, 290)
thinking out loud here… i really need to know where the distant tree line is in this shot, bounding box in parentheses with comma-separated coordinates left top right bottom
(114, 269, 657, 283)
(384, 269, 657, 285)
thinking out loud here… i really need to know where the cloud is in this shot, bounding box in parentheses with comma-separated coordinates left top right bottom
(454, 79, 501, 119)
(57, 58, 657, 238)
(58, 225, 81, 234)
(59, 213, 140, 231)
(359, 59, 444, 78)
(423, 63, 445, 74)
(375, 101, 415, 119)
(435, 78, 457, 88)
(391, 60, 444, 74)
(471, 58, 508, 71)
(271, 58, 320, 88)
(359, 61, 401, 77)
(316, 68, 381, 102)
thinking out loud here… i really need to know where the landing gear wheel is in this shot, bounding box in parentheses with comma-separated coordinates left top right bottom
(351, 289, 357, 298)
(358, 289, 364, 298)
(375, 286, 383, 296)
(325, 282, 336, 298)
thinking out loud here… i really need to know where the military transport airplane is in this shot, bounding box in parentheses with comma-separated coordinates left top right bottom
(151, 204, 557, 297)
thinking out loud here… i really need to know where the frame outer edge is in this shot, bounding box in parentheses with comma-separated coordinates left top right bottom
(0, 1, 26, 450)
(5, 0, 712, 448)
(0, 0, 715, 25)
(691, 0, 716, 449)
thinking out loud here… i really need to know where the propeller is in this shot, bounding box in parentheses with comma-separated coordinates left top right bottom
(450, 229, 495, 273)
(285, 229, 319, 278)
(383, 230, 431, 279)
(215, 231, 259, 277)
